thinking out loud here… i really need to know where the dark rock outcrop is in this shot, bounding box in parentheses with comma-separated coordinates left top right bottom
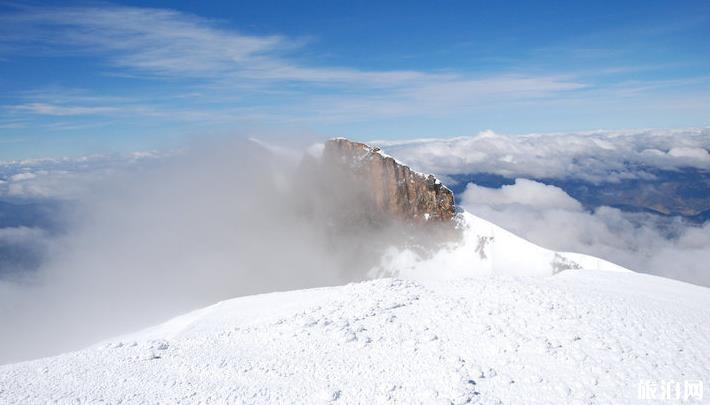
(321, 138, 455, 224)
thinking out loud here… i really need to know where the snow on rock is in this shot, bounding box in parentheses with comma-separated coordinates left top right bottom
(1, 271, 709, 404)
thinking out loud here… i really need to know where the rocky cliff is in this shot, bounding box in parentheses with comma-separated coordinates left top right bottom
(321, 138, 455, 224)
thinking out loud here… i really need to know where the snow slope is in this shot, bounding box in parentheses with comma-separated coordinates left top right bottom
(1, 213, 709, 404)
(370, 212, 630, 281)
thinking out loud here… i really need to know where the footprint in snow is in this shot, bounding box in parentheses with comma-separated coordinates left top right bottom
(317, 389, 341, 402)
(150, 340, 170, 351)
(420, 331, 438, 342)
(340, 330, 356, 343)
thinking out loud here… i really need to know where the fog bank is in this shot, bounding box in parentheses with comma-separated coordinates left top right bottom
(0, 138, 422, 364)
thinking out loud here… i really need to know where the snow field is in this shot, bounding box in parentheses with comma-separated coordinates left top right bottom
(2, 270, 708, 404)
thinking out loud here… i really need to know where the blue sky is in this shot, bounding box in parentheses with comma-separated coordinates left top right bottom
(0, 0, 709, 159)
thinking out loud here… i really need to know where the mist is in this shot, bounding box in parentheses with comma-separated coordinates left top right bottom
(0, 137, 420, 364)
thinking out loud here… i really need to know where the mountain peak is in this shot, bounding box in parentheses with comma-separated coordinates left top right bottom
(322, 138, 455, 223)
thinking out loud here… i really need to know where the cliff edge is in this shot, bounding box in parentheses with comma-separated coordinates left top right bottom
(321, 138, 455, 224)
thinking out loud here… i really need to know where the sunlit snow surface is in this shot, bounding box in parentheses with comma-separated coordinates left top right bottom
(370, 212, 630, 281)
(1, 213, 709, 404)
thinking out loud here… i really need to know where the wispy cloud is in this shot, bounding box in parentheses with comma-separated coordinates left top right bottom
(3, 4, 440, 87)
(0, 3, 708, 141)
(0, 5, 285, 77)
(0, 119, 27, 129)
(3, 4, 582, 93)
(0, 5, 588, 109)
(10, 103, 121, 116)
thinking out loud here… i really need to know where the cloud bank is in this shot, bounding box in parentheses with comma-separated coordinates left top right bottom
(376, 128, 710, 183)
(0, 152, 165, 200)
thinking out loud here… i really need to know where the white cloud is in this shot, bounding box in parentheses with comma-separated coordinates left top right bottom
(375, 128, 710, 183)
(0, 4, 587, 124)
(464, 179, 582, 211)
(3, 4, 707, 131)
(0, 151, 166, 199)
(2, 6, 285, 77)
(668, 146, 709, 160)
(9, 172, 36, 182)
(10, 103, 122, 116)
(6, 6, 587, 99)
(6, 171, 80, 199)
(0, 226, 46, 244)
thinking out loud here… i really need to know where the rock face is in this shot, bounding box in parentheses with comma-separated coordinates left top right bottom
(321, 138, 455, 223)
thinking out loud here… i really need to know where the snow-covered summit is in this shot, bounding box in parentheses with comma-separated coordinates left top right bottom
(368, 211, 629, 282)
(2, 272, 708, 403)
(2, 212, 709, 404)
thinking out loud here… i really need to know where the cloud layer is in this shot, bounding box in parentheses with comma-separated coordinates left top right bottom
(376, 128, 710, 183)
(0, 151, 165, 200)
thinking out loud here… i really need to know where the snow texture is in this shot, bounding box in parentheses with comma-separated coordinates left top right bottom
(1, 214, 709, 404)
